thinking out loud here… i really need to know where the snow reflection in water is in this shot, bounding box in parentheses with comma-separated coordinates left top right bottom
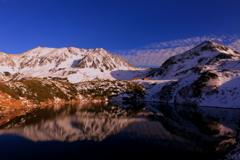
(0, 102, 239, 160)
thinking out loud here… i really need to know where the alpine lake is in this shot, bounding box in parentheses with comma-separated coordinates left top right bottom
(0, 102, 239, 160)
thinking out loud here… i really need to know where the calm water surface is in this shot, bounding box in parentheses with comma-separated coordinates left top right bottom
(0, 102, 239, 160)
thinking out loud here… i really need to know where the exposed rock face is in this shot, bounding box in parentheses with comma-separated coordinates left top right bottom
(75, 48, 135, 71)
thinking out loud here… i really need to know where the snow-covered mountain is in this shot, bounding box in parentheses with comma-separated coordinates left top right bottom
(1, 41, 240, 108)
(0, 47, 148, 83)
(146, 41, 240, 79)
(130, 41, 240, 107)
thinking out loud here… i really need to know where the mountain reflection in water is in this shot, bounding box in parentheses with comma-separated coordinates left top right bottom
(0, 102, 239, 160)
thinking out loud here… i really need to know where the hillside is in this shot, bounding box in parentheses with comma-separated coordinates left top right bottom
(74, 80, 145, 101)
(0, 78, 145, 108)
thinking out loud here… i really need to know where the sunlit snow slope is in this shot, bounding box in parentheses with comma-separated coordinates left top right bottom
(142, 41, 240, 107)
(0, 47, 148, 83)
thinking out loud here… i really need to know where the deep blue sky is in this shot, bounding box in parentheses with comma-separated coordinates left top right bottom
(1, 0, 240, 55)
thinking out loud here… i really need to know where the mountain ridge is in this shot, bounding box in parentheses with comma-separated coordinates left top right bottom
(0, 46, 147, 83)
(146, 41, 240, 79)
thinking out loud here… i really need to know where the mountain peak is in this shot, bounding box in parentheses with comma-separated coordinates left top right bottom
(195, 40, 231, 53)
(0, 46, 145, 82)
(200, 40, 223, 46)
(202, 40, 214, 45)
(146, 41, 239, 79)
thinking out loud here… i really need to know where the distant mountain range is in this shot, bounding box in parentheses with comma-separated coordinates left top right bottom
(0, 47, 147, 83)
(0, 41, 240, 107)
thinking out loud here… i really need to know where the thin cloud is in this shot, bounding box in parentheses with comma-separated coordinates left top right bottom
(115, 34, 240, 67)
(119, 46, 194, 67)
(144, 35, 240, 49)
(228, 40, 240, 51)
